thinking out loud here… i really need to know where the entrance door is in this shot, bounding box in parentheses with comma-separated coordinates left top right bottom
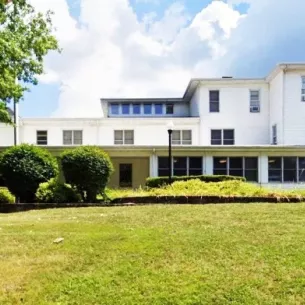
(119, 164, 132, 187)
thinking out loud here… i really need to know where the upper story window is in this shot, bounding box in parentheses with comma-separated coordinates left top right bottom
(63, 130, 83, 145)
(302, 77, 305, 102)
(211, 129, 235, 145)
(250, 90, 260, 113)
(144, 104, 152, 115)
(36, 130, 48, 145)
(122, 104, 130, 115)
(172, 130, 192, 145)
(155, 104, 163, 115)
(110, 103, 119, 115)
(114, 130, 134, 145)
(132, 104, 141, 115)
(272, 124, 277, 145)
(166, 104, 174, 115)
(209, 90, 219, 112)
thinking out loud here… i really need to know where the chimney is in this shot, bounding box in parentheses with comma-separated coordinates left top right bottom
(222, 76, 233, 79)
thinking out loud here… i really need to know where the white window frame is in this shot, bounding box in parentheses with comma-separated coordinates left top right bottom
(114, 130, 134, 145)
(250, 90, 260, 113)
(172, 130, 192, 145)
(211, 129, 235, 145)
(301, 75, 305, 102)
(209, 90, 220, 113)
(36, 130, 48, 146)
(63, 130, 83, 145)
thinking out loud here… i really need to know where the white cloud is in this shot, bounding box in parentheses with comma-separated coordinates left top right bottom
(30, 0, 305, 117)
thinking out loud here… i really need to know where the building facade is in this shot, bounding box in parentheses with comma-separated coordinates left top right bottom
(1, 63, 305, 188)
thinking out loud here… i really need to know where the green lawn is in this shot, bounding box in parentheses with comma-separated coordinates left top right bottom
(1, 205, 305, 304)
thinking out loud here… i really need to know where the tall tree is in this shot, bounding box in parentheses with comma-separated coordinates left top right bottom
(0, 0, 59, 124)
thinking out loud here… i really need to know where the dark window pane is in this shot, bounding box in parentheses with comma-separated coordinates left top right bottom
(210, 102, 219, 112)
(158, 169, 169, 177)
(174, 157, 187, 176)
(174, 169, 187, 176)
(229, 157, 242, 169)
(119, 164, 132, 187)
(189, 157, 202, 169)
(229, 169, 243, 177)
(245, 157, 258, 169)
(269, 170, 282, 182)
(111, 104, 119, 115)
(132, 104, 141, 114)
(223, 130, 234, 144)
(245, 170, 258, 182)
(284, 157, 297, 170)
(210, 91, 219, 101)
(158, 157, 169, 169)
(268, 157, 281, 169)
(166, 104, 174, 114)
(214, 157, 227, 175)
(211, 130, 222, 145)
(189, 169, 203, 176)
(299, 157, 305, 182)
(144, 104, 152, 114)
(284, 170, 297, 182)
(122, 104, 130, 115)
(155, 104, 163, 115)
(214, 169, 227, 175)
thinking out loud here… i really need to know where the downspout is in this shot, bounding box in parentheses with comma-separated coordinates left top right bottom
(282, 65, 288, 144)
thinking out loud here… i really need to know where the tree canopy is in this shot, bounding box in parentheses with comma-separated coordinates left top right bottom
(0, 0, 59, 124)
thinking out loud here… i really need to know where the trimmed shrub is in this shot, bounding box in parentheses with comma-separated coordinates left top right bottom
(0, 187, 15, 204)
(146, 175, 246, 188)
(0, 144, 58, 202)
(36, 178, 81, 204)
(60, 146, 114, 202)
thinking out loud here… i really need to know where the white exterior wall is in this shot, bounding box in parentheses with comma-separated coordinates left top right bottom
(190, 87, 200, 117)
(269, 71, 284, 144)
(198, 82, 269, 145)
(0, 124, 14, 146)
(283, 70, 305, 145)
(174, 103, 190, 117)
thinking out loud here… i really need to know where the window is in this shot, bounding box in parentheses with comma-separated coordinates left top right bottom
(211, 129, 234, 145)
(166, 104, 174, 115)
(144, 104, 152, 115)
(36, 130, 48, 145)
(119, 164, 132, 187)
(155, 104, 163, 115)
(110, 103, 119, 115)
(209, 90, 219, 112)
(272, 124, 277, 145)
(132, 104, 141, 115)
(302, 76, 305, 102)
(63, 130, 83, 145)
(172, 130, 192, 145)
(250, 90, 260, 112)
(213, 157, 258, 182)
(114, 130, 134, 145)
(158, 157, 202, 177)
(122, 104, 130, 115)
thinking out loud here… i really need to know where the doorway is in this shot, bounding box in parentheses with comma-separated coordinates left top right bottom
(119, 164, 132, 187)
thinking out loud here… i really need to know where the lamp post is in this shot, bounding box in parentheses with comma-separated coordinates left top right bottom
(167, 121, 174, 184)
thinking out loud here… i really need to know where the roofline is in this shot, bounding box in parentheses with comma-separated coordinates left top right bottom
(266, 62, 305, 82)
(100, 97, 184, 103)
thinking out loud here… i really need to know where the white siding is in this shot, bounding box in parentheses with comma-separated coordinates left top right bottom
(190, 87, 200, 117)
(0, 124, 14, 146)
(283, 70, 305, 144)
(198, 83, 269, 145)
(269, 71, 284, 144)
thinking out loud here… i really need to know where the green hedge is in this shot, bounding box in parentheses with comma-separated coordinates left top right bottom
(0, 187, 15, 204)
(146, 175, 246, 188)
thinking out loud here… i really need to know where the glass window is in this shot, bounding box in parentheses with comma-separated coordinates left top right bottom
(302, 76, 305, 102)
(223, 130, 235, 145)
(73, 130, 83, 145)
(211, 130, 222, 145)
(250, 90, 260, 113)
(182, 130, 192, 145)
(110, 103, 119, 115)
(114, 130, 123, 145)
(158, 157, 170, 177)
(189, 157, 202, 176)
(36, 130, 48, 145)
(166, 104, 174, 115)
(272, 125, 277, 145)
(299, 157, 305, 182)
(268, 157, 282, 182)
(122, 104, 130, 115)
(245, 157, 258, 182)
(229, 157, 243, 177)
(63, 130, 72, 145)
(173, 157, 187, 176)
(213, 157, 227, 175)
(144, 104, 152, 115)
(172, 130, 181, 145)
(283, 157, 297, 182)
(209, 90, 219, 112)
(132, 104, 141, 115)
(155, 104, 163, 115)
(124, 130, 134, 145)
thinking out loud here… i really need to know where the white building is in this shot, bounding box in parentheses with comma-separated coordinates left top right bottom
(1, 63, 305, 188)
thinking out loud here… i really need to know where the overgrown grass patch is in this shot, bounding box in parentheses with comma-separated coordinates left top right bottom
(1, 205, 305, 304)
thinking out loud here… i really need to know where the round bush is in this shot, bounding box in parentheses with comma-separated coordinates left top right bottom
(0, 144, 58, 202)
(36, 178, 81, 204)
(60, 146, 114, 202)
(0, 187, 15, 204)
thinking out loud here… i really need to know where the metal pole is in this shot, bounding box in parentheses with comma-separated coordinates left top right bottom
(168, 129, 172, 183)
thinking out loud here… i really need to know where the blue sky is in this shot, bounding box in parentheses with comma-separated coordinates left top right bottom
(21, 0, 305, 118)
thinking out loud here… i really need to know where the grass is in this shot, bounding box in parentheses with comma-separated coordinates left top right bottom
(1, 205, 305, 304)
(106, 179, 305, 200)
